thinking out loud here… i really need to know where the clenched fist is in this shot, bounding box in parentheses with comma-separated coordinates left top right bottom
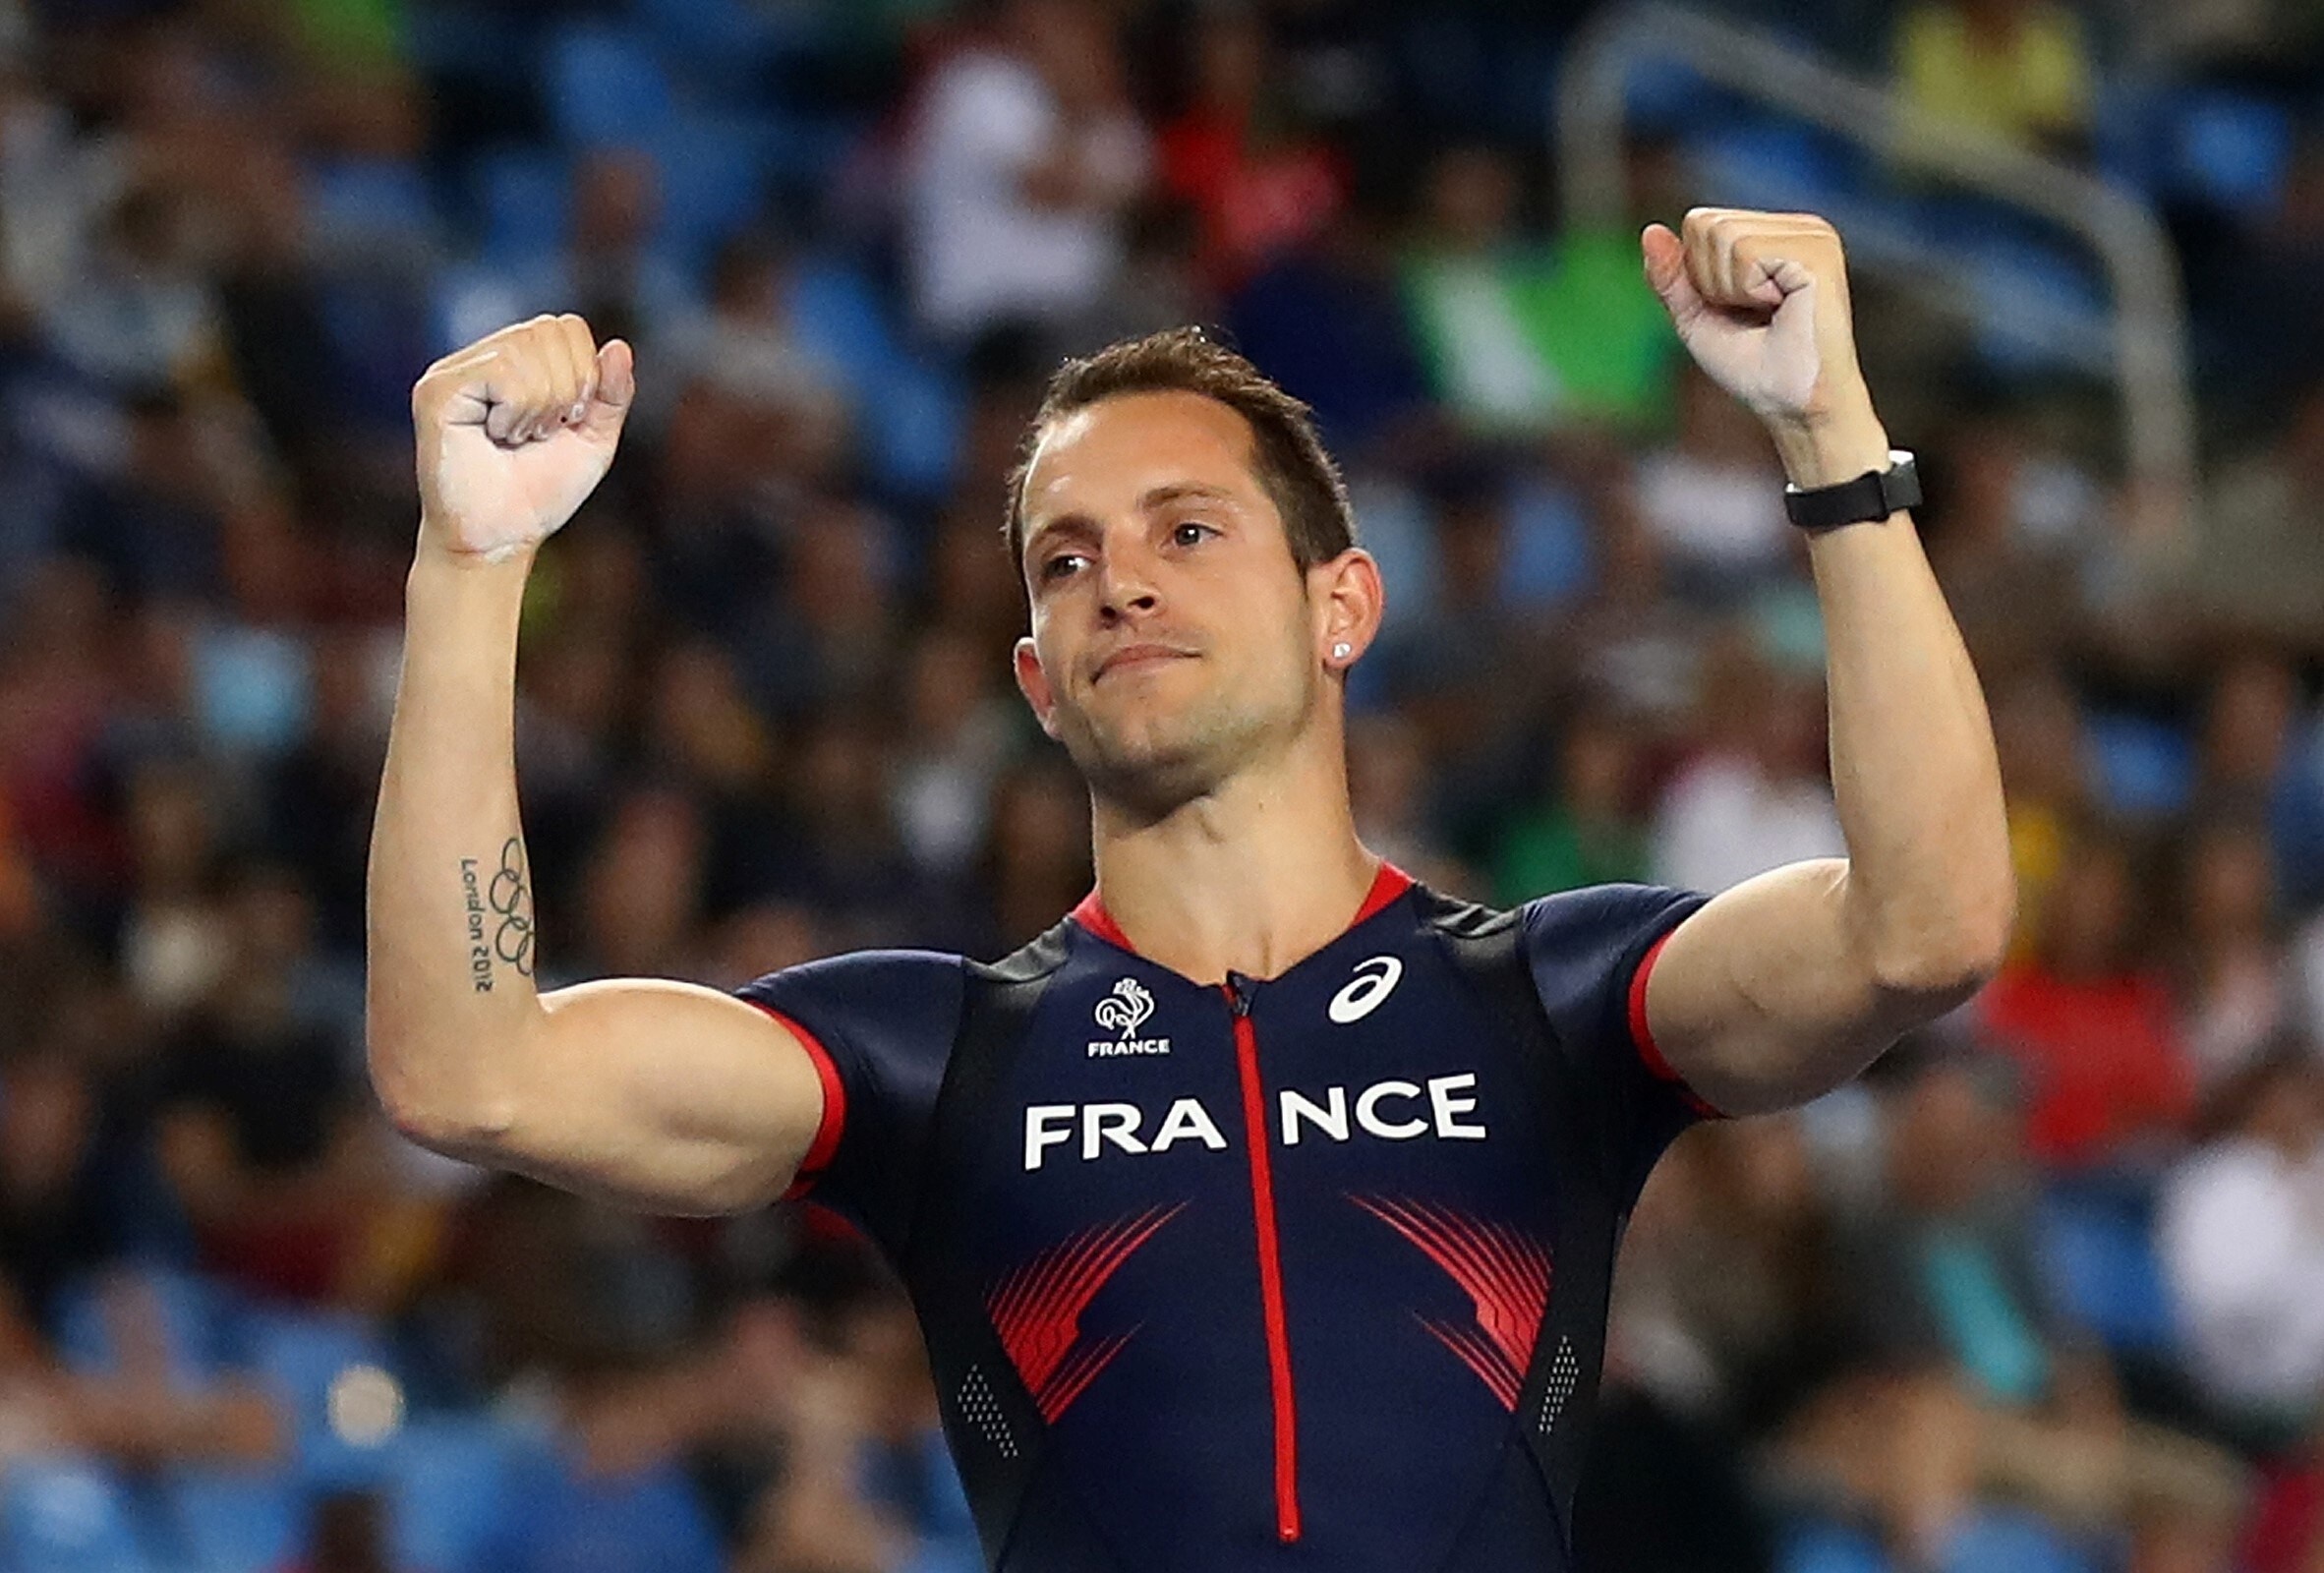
(412, 315, 634, 565)
(1643, 209, 1870, 434)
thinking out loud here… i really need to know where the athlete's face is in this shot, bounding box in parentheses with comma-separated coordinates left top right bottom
(1013, 392, 1379, 814)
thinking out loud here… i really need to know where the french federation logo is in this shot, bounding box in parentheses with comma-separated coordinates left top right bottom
(1089, 979, 1170, 1057)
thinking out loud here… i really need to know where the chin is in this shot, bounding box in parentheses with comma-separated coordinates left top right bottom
(1061, 713, 1231, 817)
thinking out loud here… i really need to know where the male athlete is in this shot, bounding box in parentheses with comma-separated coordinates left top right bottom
(369, 208, 2012, 1571)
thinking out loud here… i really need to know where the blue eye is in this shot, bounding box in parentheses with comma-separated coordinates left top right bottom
(1172, 521, 1215, 548)
(1042, 553, 1087, 581)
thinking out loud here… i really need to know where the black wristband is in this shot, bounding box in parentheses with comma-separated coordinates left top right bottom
(1782, 449, 1920, 532)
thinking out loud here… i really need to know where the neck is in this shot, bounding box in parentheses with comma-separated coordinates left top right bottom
(1085, 734, 1379, 984)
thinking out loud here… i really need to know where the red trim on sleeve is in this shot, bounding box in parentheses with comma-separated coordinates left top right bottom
(747, 1002, 847, 1200)
(1626, 931, 1727, 1121)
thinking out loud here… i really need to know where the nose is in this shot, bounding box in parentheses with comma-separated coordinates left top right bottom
(1094, 543, 1161, 622)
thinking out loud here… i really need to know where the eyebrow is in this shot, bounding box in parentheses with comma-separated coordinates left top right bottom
(1021, 482, 1245, 563)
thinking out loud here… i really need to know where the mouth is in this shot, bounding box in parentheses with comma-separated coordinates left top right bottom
(1093, 644, 1196, 683)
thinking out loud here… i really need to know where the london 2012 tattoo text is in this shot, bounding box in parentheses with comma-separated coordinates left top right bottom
(459, 856, 493, 992)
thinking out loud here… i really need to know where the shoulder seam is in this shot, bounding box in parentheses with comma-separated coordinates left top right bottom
(970, 916, 1078, 986)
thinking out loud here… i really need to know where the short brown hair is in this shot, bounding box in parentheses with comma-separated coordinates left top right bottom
(1005, 327, 1357, 575)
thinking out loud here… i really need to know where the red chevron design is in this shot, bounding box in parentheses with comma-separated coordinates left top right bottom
(988, 1202, 1184, 1422)
(1352, 1194, 1551, 1412)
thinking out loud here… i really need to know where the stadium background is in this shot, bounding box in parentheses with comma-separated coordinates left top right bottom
(5, 0, 2324, 1568)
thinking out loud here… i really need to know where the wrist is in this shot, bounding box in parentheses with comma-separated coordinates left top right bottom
(412, 528, 539, 583)
(1765, 400, 1891, 491)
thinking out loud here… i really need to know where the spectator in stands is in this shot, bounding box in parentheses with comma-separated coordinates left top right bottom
(1401, 143, 1676, 437)
(1346, 712, 1474, 896)
(1977, 835, 2196, 1169)
(117, 753, 235, 1023)
(1223, 199, 1433, 459)
(2176, 818, 2298, 1090)
(2191, 653, 2324, 914)
(1920, 418, 2093, 689)
(1612, 1112, 1841, 1429)
(281, 1490, 395, 1573)
(0, 1267, 284, 1468)
(1491, 701, 1651, 903)
(1990, 668, 2090, 961)
(1894, 0, 2095, 159)
(1841, 1057, 2099, 1411)
(1156, 4, 1345, 294)
(1375, 466, 1540, 839)
(1650, 630, 1844, 895)
(1801, 1058, 2248, 1561)
(1633, 366, 1794, 608)
(2159, 1052, 2324, 1440)
(152, 865, 392, 1306)
(445, 147, 698, 360)
(901, 0, 1150, 347)
(2185, 385, 2324, 657)
(576, 786, 713, 980)
(890, 622, 1021, 881)
(971, 754, 1092, 956)
(661, 235, 851, 479)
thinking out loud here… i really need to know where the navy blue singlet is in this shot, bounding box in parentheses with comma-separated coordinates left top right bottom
(737, 867, 1719, 1573)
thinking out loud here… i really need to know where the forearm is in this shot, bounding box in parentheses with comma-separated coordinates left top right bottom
(366, 545, 546, 1147)
(1777, 409, 2015, 993)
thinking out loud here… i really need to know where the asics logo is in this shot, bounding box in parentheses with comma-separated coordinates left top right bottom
(1328, 956, 1404, 1024)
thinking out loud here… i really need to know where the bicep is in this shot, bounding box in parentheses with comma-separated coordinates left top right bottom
(1643, 858, 1940, 1116)
(490, 979, 827, 1215)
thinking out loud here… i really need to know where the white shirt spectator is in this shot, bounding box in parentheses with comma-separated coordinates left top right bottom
(1634, 449, 1792, 577)
(1650, 751, 1845, 895)
(901, 47, 1147, 341)
(2159, 1135, 2324, 1417)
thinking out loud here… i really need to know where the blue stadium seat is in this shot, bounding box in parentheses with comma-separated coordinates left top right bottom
(485, 1451, 725, 1573)
(1941, 1508, 2101, 1573)
(636, 0, 807, 78)
(2081, 710, 2193, 819)
(2091, 81, 2165, 198)
(160, 1468, 300, 1573)
(1779, 1518, 1890, 1573)
(2170, 89, 2293, 217)
(1622, 58, 1722, 137)
(548, 26, 675, 148)
(786, 259, 963, 499)
(236, 1308, 399, 1491)
(405, 7, 540, 80)
(388, 1419, 542, 1573)
(1685, 117, 1855, 216)
(192, 624, 315, 756)
(55, 1270, 225, 1383)
(471, 146, 573, 267)
(0, 1459, 158, 1573)
(305, 156, 442, 257)
(2036, 1185, 2179, 1354)
(1956, 231, 2111, 379)
(643, 116, 771, 275)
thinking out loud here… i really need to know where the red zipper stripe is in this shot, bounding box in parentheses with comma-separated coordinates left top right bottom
(1228, 1002, 1301, 1543)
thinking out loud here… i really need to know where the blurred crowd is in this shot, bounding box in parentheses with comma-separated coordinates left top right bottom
(6, 0, 2324, 1570)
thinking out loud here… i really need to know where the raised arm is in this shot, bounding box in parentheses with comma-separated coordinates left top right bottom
(1635, 210, 2015, 1117)
(367, 315, 825, 1213)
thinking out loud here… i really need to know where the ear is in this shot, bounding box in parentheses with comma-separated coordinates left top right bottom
(1014, 635, 1062, 738)
(1308, 549, 1385, 674)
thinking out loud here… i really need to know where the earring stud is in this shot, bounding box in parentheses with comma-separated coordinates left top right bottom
(1332, 642, 1352, 660)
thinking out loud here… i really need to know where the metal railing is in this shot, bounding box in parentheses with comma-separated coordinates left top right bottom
(1555, 2, 2195, 510)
